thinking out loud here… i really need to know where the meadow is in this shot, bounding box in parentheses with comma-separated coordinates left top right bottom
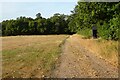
(1, 34, 118, 78)
(2, 35, 69, 78)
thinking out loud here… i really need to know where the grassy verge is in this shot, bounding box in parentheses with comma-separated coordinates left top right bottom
(75, 34, 118, 66)
(2, 35, 68, 78)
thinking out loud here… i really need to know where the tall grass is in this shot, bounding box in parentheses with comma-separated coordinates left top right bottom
(77, 28, 92, 39)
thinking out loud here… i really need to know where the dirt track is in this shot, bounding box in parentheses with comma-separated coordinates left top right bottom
(52, 35, 118, 78)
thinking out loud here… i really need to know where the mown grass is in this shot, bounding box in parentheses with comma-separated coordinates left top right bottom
(2, 35, 68, 78)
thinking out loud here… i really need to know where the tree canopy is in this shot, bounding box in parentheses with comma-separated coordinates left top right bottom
(68, 2, 120, 40)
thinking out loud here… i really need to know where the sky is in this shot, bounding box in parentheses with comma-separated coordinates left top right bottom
(0, 1, 77, 22)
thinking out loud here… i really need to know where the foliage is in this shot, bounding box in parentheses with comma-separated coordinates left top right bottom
(1, 14, 72, 36)
(1, 2, 119, 40)
(68, 2, 120, 40)
(77, 28, 92, 38)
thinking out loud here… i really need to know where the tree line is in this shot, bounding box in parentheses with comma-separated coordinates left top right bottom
(1, 2, 119, 40)
(1, 13, 73, 36)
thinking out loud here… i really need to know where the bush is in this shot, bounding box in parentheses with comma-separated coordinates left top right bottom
(77, 28, 92, 38)
(97, 22, 110, 40)
(109, 15, 119, 40)
(97, 14, 119, 40)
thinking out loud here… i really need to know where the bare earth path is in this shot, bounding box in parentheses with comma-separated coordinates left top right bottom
(52, 35, 118, 78)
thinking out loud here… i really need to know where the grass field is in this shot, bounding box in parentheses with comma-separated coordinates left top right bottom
(2, 35, 69, 78)
(1, 34, 118, 78)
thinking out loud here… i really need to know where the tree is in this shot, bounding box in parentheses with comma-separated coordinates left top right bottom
(68, 2, 120, 40)
(36, 13, 42, 19)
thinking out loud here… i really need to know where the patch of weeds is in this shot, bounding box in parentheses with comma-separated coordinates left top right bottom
(77, 28, 92, 39)
(100, 41, 118, 59)
(2, 49, 19, 60)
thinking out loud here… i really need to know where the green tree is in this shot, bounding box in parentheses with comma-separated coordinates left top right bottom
(36, 13, 42, 19)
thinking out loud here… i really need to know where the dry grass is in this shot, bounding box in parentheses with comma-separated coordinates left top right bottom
(74, 34, 118, 67)
(2, 35, 69, 78)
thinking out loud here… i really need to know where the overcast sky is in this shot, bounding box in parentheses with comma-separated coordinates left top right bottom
(0, 0, 77, 22)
